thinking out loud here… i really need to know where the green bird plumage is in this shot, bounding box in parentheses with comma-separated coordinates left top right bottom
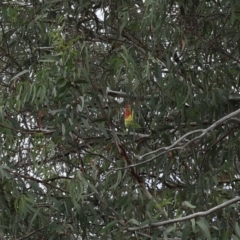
(124, 105, 141, 129)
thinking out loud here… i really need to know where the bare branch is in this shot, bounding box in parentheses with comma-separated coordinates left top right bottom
(127, 197, 240, 231)
(140, 108, 240, 160)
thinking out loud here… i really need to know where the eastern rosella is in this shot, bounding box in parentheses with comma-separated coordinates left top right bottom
(124, 104, 141, 129)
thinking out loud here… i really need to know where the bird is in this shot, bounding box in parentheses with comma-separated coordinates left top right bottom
(124, 104, 141, 130)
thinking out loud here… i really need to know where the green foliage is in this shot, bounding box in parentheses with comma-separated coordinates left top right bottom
(0, 0, 240, 239)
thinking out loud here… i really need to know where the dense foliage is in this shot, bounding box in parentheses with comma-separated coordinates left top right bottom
(1, 0, 240, 239)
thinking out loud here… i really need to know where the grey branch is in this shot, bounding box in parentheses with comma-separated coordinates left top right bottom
(106, 87, 240, 102)
(2, 1, 33, 7)
(140, 108, 240, 160)
(127, 196, 240, 231)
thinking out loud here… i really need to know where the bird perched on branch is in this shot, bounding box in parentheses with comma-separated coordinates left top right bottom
(124, 104, 141, 130)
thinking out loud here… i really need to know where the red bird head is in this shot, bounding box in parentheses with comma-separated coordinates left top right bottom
(124, 104, 131, 119)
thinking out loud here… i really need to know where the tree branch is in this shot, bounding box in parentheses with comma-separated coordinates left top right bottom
(127, 196, 240, 231)
(106, 87, 240, 102)
(140, 108, 240, 160)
